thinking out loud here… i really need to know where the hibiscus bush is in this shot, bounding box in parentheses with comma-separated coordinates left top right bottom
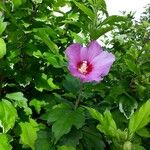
(0, 0, 150, 150)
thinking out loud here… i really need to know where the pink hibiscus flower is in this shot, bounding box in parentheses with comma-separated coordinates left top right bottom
(65, 41, 115, 82)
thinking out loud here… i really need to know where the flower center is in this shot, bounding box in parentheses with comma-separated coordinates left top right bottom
(77, 60, 93, 75)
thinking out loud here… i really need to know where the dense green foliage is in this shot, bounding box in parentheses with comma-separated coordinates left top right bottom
(0, 0, 149, 149)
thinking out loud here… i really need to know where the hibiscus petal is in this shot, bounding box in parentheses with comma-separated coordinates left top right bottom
(65, 43, 81, 64)
(100, 65, 113, 77)
(82, 74, 103, 82)
(88, 41, 103, 61)
(80, 47, 88, 61)
(68, 65, 85, 79)
(68, 65, 80, 76)
(92, 51, 115, 67)
(91, 51, 115, 77)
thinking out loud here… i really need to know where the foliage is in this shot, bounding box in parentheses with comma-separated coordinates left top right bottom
(0, 0, 149, 149)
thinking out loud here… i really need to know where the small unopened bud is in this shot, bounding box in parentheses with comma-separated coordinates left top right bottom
(123, 141, 132, 150)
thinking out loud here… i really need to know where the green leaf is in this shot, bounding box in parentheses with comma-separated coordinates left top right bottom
(86, 107, 118, 137)
(105, 85, 125, 102)
(0, 2, 6, 11)
(58, 145, 76, 150)
(29, 99, 47, 114)
(63, 75, 81, 94)
(100, 15, 127, 27)
(0, 18, 7, 35)
(60, 130, 82, 148)
(97, 110, 117, 137)
(129, 99, 150, 134)
(32, 28, 57, 39)
(5, 92, 32, 115)
(33, 50, 43, 58)
(0, 99, 18, 133)
(87, 0, 93, 5)
(0, 134, 12, 150)
(136, 127, 150, 138)
(0, 38, 6, 59)
(126, 47, 139, 60)
(85, 107, 103, 122)
(140, 61, 150, 73)
(35, 130, 52, 150)
(35, 30, 59, 54)
(42, 104, 85, 142)
(43, 52, 66, 68)
(91, 26, 113, 39)
(119, 95, 137, 119)
(132, 144, 146, 150)
(13, 0, 23, 8)
(70, 31, 85, 44)
(125, 58, 139, 74)
(73, 1, 95, 20)
(19, 119, 39, 150)
(95, 0, 107, 14)
(82, 126, 105, 150)
(35, 73, 59, 92)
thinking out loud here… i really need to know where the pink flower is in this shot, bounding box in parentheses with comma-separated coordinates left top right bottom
(65, 41, 115, 82)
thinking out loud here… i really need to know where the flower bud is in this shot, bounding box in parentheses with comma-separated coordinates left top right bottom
(123, 141, 132, 150)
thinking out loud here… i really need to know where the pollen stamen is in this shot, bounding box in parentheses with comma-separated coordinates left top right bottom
(77, 60, 93, 75)
(78, 61, 88, 74)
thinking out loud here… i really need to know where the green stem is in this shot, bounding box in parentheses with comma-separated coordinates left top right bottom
(74, 83, 83, 109)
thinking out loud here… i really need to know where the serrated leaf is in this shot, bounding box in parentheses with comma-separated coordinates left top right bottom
(42, 104, 85, 142)
(52, 108, 85, 142)
(129, 99, 150, 134)
(63, 75, 81, 94)
(0, 38, 6, 59)
(105, 85, 125, 102)
(35, 73, 59, 92)
(5, 92, 32, 115)
(125, 58, 139, 74)
(0, 134, 12, 150)
(60, 130, 82, 147)
(35, 130, 52, 150)
(126, 47, 139, 60)
(86, 107, 118, 137)
(29, 99, 47, 114)
(19, 119, 39, 150)
(73, 1, 95, 20)
(97, 110, 117, 137)
(82, 126, 105, 150)
(58, 145, 76, 150)
(0, 99, 18, 133)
